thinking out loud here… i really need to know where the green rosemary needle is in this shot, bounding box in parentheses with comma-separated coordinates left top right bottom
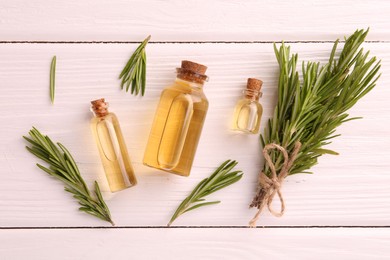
(168, 160, 243, 226)
(50, 55, 56, 103)
(23, 127, 114, 226)
(119, 35, 150, 96)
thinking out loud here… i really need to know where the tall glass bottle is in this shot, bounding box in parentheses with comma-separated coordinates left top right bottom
(90, 98, 137, 192)
(232, 78, 263, 134)
(143, 60, 209, 177)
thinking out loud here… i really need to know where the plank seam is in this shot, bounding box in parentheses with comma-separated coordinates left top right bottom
(1, 226, 389, 230)
(0, 41, 389, 44)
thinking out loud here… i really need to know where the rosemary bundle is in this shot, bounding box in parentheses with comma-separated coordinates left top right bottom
(24, 127, 114, 225)
(249, 29, 381, 227)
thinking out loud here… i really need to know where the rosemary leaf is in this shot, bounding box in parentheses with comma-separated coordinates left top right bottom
(24, 127, 114, 226)
(168, 160, 243, 226)
(119, 35, 150, 96)
(50, 56, 56, 103)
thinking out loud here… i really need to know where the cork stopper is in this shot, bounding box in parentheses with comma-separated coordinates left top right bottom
(247, 78, 263, 92)
(181, 60, 208, 75)
(245, 78, 263, 100)
(177, 60, 208, 84)
(91, 98, 109, 117)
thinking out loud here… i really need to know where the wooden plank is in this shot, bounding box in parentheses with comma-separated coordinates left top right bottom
(0, 228, 389, 259)
(0, 42, 389, 227)
(0, 0, 389, 42)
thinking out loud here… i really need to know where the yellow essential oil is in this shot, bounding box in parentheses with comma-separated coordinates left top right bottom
(90, 98, 137, 192)
(232, 78, 263, 134)
(143, 61, 209, 176)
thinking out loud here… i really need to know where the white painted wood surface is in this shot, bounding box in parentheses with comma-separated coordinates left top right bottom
(1, 0, 390, 259)
(1, 0, 390, 41)
(1, 42, 390, 227)
(1, 228, 390, 259)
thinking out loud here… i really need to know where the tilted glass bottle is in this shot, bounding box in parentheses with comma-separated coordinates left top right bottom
(90, 98, 137, 192)
(232, 78, 263, 134)
(143, 60, 209, 176)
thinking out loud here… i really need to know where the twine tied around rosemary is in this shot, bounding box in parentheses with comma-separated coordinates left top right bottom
(249, 141, 301, 227)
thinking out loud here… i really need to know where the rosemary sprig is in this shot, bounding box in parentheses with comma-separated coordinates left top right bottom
(168, 160, 243, 226)
(119, 35, 150, 96)
(50, 56, 56, 103)
(23, 127, 114, 226)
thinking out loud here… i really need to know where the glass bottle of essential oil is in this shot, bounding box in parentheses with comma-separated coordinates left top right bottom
(232, 78, 263, 134)
(143, 60, 209, 177)
(90, 98, 137, 192)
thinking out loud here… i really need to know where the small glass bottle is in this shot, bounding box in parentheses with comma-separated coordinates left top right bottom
(232, 78, 263, 134)
(90, 98, 137, 192)
(143, 60, 209, 177)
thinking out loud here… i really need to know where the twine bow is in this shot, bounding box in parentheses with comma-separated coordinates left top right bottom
(249, 142, 301, 227)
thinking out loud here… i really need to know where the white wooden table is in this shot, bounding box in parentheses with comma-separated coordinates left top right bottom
(1, 0, 390, 259)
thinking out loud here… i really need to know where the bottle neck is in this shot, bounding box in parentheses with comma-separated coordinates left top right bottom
(175, 77, 205, 90)
(176, 68, 208, 85)
(243, 89, 262, 101)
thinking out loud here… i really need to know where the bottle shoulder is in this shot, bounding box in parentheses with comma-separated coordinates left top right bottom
(235, 98, 262, 110)
(162, 83, 208, 105)
(236, 98, 261, 105)
(167, 81, 206, 93)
